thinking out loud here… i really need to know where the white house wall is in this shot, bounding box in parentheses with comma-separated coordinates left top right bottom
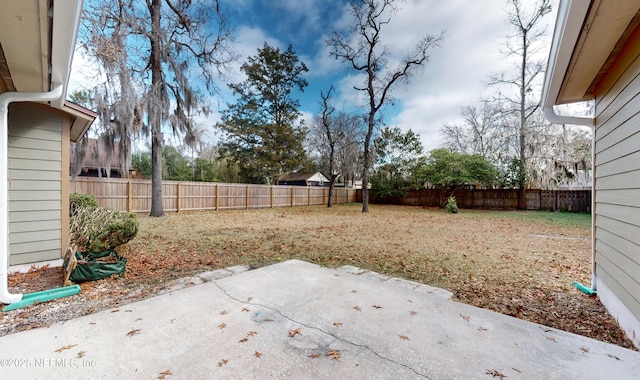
(7, 104, 63, 265)
(594, 43, 640, 347)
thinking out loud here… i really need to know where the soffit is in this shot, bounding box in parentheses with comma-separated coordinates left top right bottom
(0, 0, 50, 94)
(557, 0, 640, 103)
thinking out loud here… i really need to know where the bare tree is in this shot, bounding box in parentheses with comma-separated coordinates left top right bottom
(326, 0, 445, 212)
(311, 86, 365, 206)
(441, 102, 512, 164)
(81, 0, 235, 216)
(489, 0, 551, 207)
(319, 86, 338, 207)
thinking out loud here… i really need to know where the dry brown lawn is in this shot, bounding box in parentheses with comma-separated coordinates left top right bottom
(3, 204, 636, 349)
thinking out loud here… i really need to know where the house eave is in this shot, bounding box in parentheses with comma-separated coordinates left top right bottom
(64, 101, 96, 142)
(542, 0, 640, 114)
(50, 0, 84, 109)
(541, 0, 594, 126)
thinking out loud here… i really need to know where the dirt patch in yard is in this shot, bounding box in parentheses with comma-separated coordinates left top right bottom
(1, 204, 636, 349)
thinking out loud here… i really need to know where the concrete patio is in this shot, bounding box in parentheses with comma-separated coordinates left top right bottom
(0, 259, 638, 379)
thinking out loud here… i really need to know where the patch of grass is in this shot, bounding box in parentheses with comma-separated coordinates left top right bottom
(488, 210, 591, 229)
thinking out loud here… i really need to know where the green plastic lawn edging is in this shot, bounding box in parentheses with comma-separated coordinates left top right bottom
(2, 285, 81, 312)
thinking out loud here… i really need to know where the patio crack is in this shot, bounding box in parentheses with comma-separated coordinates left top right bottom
(214, 281, 432, 379)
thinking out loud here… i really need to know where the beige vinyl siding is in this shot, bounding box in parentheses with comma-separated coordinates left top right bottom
(7, 104, 63, 265)
(594, 47, 640, 325)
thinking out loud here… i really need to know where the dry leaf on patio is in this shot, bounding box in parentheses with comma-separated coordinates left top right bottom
(220, 310, 228, 315)
(254, 351, 262, 358)
(288, 328, 302, 337)
(486, 369, 506, 379)
(308, 353, 321, 359)
(409, 310, 417, 316)
(242, 307, 250, 312)
(158, 369, 172, 379)
(239, 337, 249, 343)
(353, 306, 362, 311)
(218, 323, 227, 329)
(126, 329, 141, 337)
(327, 349, 341, 360)
(217, 359, 228, 367)
(247, 331, 257, 336)
(333, 321, 343, 328)
(372, 304, 382, 309)
(399, 335, 410, 340)
(54, 344, 77, 353)
(460, 314, 470, 322)
(77, 351, 86, 358)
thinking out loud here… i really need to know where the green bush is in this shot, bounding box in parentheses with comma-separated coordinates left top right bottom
(446, 196, 458, 214)
(70, 193, 99, 216)
(70, 205, 139, 252)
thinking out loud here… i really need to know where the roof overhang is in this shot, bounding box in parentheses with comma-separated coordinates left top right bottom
(0, 0, 84, 108)
(64, 101, 97, 142)
(541, 0, 640, 126)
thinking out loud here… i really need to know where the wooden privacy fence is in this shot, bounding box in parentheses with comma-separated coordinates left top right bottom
(70, 177, 357, 213)
(363, 188, 591, 212)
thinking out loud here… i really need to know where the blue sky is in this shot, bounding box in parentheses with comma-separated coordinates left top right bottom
(70, 0, 558, 151)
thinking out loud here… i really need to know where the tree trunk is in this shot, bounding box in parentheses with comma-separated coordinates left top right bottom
(517, 32, 527, 210)
(327, 144, 335, 207)
(149, 0, 164, 217)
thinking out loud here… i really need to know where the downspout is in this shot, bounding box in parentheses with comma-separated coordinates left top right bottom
(0, 83, 64, 304)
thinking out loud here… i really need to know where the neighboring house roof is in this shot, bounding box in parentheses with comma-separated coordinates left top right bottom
(542, 0, 640, 112)
(280, 172, 329, 183)
(73, 138, 129, 171)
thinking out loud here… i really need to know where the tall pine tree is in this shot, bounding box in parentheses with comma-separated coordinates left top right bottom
(217, 44, 309, 184)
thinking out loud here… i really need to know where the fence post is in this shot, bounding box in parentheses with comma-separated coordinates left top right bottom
(308, 186, 311, 206)
(291, 187, 295, 207)
(270, 186, 274, 208)
(127, 180, 133, 212)
(246, 185, 250, 210)
(177, 183, 181, 213)
(215, 183, 219, 211)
